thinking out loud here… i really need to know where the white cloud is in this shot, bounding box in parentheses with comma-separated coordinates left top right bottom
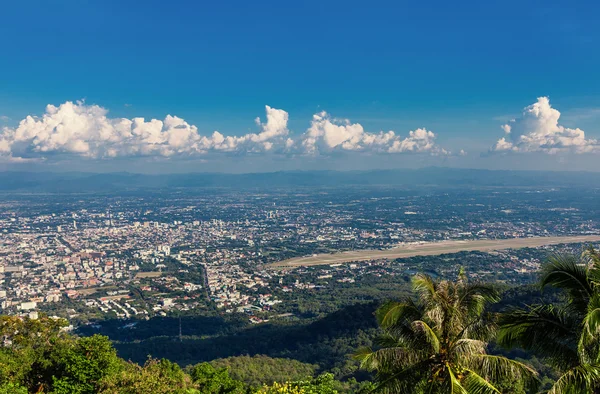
(0, 101, 291, 160)
(300, 111, 447, 155)
(490, 97, 600, 154)
(0, 101, 451, 161)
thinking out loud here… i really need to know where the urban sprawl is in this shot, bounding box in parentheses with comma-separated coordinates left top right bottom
(1, 186, 599, 326)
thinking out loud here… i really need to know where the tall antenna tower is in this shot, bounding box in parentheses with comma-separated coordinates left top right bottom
(179, 316, 182, 342)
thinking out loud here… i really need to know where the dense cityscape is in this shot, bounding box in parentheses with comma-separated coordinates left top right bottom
(2, 185, 598, 327)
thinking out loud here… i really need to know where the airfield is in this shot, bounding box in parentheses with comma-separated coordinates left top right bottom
(266, 235, 600, 269)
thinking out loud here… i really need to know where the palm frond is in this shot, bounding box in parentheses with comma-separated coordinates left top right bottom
(411, 320, 440, 353)
(540, 254, 592, 311)
(585, 246, 600, 264)
(577, 293, 600, 364)
(585, 246, 600, 290)
(459, 283, 500, 318)
(451, 339, 487, 358)
(459, 312, 498, 342)
(353, 345, 425, 373)
(448, 366, 468, 394)
(548, 364, 600, 394)
(354, 346, 378, 371)
(498, 304, 579, 367)
(465, 354, 539, 393)
(583, 293, 600, 338)
(375, 299, 421, 328)
(412, 274, 438, 306)
(461, 369, 500, 394)
(373, 333, 404, 349)
(372, 359, 433, 394)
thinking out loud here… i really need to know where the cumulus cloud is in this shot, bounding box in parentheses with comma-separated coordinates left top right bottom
(0, 101, 450, 161)
(490, 97, 599, 154)
(0, 101, 291, 160)
(300, 111, 447, 155)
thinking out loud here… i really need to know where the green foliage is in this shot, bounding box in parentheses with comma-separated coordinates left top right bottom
(209, 355, 317, 388)
(0, 316, 127, 393)
(293, 373, 338, 394)
(187, 362, 245, 393)
(0, 314, 356, 393)
(499, 247, 600, 393)
(0, 315, 72, 392)
(255, 381, 304, 394)
(52, 335, 123, 394)
(8, 251, 600, 394)
(112, 302, 378, 377)
(256, 373, 338, 394)
(356, 271, 539, 393)
(100, 358, 199, 394)
(0, 382, 27, 394)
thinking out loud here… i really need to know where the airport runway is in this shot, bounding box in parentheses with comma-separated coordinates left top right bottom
(266, 235, 600, 269)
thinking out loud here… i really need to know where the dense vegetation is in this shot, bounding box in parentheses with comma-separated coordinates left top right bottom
(354, 247, 600, 393)
(209, 355, 318, 387)
(499, 251, 600, 392)
(356, 270, 538, 393)
(2, 248, 600, 393)
(0, 314, 352, 393)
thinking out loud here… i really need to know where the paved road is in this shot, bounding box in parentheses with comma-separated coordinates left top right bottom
(266, 235, 600, 269)
(57, 235, 79, 253)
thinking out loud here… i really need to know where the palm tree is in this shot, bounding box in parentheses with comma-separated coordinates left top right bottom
(356, 270, 538, 393)
(499, 247, 600, 393)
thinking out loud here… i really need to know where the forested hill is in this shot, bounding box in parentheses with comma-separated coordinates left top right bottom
(0, 315, 358, 393)
(83, 285, 559, 380)
(90, 302, 379, 376)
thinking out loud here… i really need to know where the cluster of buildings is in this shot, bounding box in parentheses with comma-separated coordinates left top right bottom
(0, 187, 598, 324)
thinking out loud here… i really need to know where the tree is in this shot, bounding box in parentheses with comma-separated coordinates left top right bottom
(52, 335, 123, 394)
(187, 362, 245, 394)
(256, 373, 338, 394)
(256, 381, 304, 394)
(209, 355, 317, 388)
(293, 373, 338, 394)
(499, 247, 600, 393)
(0, 382, 27, 394)
(356, 271, 538, 393)
(0, 315, 71, 393)
(100, 358, 199, 394)
(0, 316, 126, 393)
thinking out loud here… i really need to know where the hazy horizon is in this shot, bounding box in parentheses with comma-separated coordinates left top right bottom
(2, 166, 600, 175)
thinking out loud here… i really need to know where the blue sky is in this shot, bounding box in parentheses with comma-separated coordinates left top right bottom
(1, 0, 599, 172)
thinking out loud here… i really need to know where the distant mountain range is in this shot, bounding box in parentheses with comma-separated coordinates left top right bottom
(0, 168, 598, 192)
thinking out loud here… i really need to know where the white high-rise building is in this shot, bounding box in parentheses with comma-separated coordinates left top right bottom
(158, 245, 171, 256)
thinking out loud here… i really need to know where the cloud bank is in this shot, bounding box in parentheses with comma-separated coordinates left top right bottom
(0, 101, 292, 159)
(0, 101, 449, 161)
(491, 97, 600, 154)
(301, 112, 447, 155)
